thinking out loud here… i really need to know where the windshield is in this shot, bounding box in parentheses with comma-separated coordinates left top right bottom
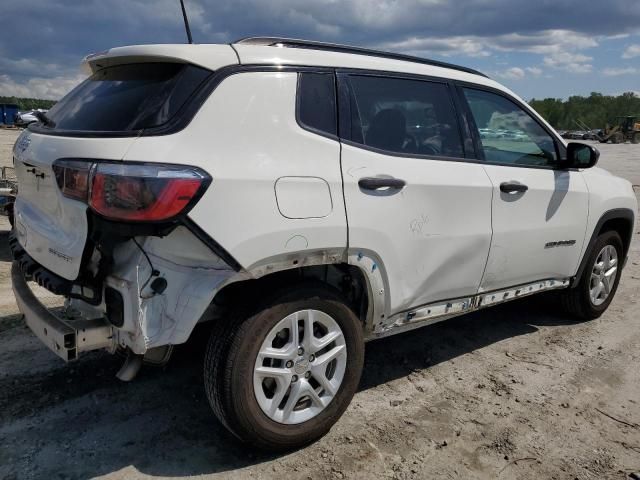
(44, 62, 211, 132)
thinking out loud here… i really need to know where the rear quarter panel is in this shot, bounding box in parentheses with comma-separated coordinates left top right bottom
(122, 71, 347, 270)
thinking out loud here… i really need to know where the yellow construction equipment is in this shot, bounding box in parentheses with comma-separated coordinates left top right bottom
(598, 116, 640, 144)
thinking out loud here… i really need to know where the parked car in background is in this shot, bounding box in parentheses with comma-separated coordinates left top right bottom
(0, 166, 17, 218)
(9, 37, 638, 451)
(14, 110, 48, 128)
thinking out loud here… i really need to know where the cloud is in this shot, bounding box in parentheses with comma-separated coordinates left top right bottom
(496, 67, 526, 80)
(488, 30, 598, 54)
(622, 44, 640, 59)
(602, 67, 638, 76)
(495, 66, 543, 80)
(0, 73, 86, 100)
(543, 52, 593, 73)
(378, 29, 599, 59)
(1, 0, 640, 97)
(379, 36, 490, 57)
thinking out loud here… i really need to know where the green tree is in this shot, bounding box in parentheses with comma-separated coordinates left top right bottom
(0, 96, 57, 111)
(529, 92, 640, 130)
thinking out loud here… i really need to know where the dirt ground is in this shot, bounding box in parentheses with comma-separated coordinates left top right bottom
(1, 128, 639, 480)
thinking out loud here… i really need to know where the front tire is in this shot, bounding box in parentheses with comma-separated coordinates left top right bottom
(204, 285, 364, 451)
(611, 132, 624, 144)
(560, 231, 623, 320)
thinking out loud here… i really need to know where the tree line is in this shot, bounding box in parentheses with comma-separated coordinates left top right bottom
(0, 96, 57, 111)
(529, 92, 640, 130)
(2, 91, 639, 131)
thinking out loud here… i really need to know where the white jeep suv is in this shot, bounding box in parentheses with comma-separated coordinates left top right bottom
(10, 37, 637, 450)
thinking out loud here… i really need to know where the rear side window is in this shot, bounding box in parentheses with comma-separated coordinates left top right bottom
(45, 63, 211, 132)
(342, 75, 464, 158)
(298, 72, 337, 136)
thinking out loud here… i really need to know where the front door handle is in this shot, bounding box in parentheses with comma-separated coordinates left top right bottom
(499, 181, 528, 194)
(358, 177, 406, 190)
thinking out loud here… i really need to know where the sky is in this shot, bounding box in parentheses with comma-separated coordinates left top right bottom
(0, 0, 639, 101)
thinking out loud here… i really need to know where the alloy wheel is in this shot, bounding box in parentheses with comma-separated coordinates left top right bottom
(589, 244, 618, 306)
(253, 309, 347, 424)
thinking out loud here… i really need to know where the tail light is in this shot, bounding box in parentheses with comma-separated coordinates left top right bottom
(53, 159, 210, 222)
(52, 160, 92, 201)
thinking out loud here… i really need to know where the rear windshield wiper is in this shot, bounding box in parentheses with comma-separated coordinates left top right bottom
(34, 111, 56, 128)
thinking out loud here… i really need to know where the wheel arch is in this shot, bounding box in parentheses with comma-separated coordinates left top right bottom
(208, 257, 382, 333)
(571, 208, 635, 287)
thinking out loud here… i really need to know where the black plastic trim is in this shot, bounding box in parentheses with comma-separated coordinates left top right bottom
(89, 213, 178, 239)
(28, 124, 145, 138)
(234, 36, 489, 78)
(571, 208, 635, 287)
(295, 69, 340, 142)
(448, 81, 477, 159)
(181, 216, 242, 272)
(358, 177, 406, 190)
(340, 139, 473, 164)
(105, 287, 125, 327)
(452, 83, 484, 161)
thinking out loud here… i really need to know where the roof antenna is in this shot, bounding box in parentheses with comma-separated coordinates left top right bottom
(179, 0, 193, 44)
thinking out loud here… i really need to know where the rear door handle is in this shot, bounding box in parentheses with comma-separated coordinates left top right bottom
(358, 177, 406, 190)
(499, 181, 528, 194)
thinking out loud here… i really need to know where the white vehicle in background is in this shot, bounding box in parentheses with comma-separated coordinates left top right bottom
(9, 38, 637, 451)
(14, 109, 49, 128)
(0, 166, 17, 217)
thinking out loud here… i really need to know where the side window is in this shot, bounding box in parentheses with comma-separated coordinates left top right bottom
(344, 75, 464, 158)
(463, 88, 558, 167)
(298, 72, 337, 136)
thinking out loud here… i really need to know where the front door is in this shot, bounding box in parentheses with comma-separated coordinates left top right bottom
(460, 87, 589, 292)
(338, 73, 494, 314)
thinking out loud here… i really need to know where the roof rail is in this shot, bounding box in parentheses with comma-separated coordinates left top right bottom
(234, 37, 489, 78)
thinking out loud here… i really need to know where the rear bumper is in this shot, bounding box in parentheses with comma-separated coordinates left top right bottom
(11, 262, 114, 361)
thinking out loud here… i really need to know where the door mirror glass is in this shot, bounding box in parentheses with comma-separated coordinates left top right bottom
(566, 142, 599, 169)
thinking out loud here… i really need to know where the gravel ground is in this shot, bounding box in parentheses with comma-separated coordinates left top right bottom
(1, 128, 639, 480)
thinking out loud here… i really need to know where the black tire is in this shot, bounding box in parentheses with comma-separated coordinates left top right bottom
(560, 231, 623, 320)
(632, 133, 640, 144)
(204, 284, 364, 451)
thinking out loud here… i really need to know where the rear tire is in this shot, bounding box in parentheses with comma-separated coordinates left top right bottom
(560, 231, 623, 320)
(204, 284, 364, 451)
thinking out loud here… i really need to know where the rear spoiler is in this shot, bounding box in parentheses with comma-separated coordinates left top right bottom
(81, 44, 239, 74)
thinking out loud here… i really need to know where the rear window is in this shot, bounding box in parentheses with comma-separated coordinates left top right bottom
(45, 63, 211, 132)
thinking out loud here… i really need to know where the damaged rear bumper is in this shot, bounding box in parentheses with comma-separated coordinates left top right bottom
(11, 262, 114, 361)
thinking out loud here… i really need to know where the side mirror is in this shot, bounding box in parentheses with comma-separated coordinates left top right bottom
(566, 142, 599, 169)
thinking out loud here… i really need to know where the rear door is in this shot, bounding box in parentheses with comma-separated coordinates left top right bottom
(460, 86, 589, 292)
(338, 72, 494, 314)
